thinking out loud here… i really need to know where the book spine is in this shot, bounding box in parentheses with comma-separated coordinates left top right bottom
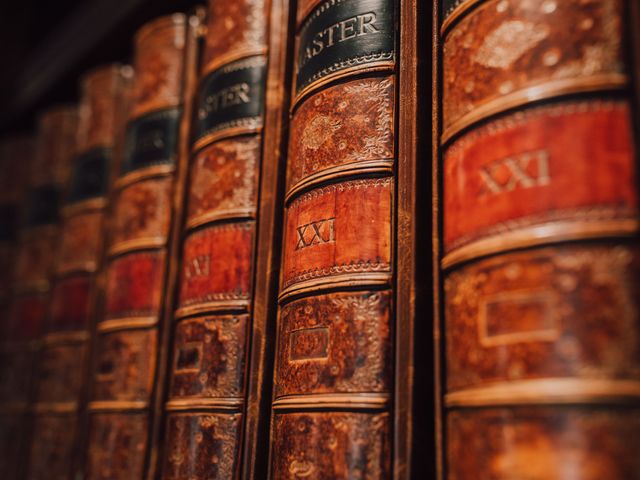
(84, 15, 187, 480)
(438, 0, 640, 478)
(158, 1, 270, 478)
(24, 65, 132, 480)
(0, 135, 35, 480)
(268, 0, 398, 477)
(5, 106, 78, 479)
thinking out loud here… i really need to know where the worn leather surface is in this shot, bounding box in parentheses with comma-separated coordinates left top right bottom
(448, 407, 640, 480)
(275, 291, 392, 397)
(445, 243, 640, 392)
(93, 328, 157, 402)
(272, 412, 391, 479)
(86, 412, 148, 480)
(443, 0, 625, 135)
(162, 413, 242, 479)
(170, 315, 248, 399)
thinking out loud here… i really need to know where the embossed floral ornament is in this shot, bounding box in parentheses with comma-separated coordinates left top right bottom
(473, 21, 550, 69)
(301, 115, 342, 151)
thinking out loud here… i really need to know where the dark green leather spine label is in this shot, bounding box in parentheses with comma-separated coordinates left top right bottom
(68, 147, 111, 203)
(26, 185, 61, 227)
(194, 55, 267, 146)
(122, 107, 181, 175)
(295, 0, 395, 96)
(442, 0, 468, 22)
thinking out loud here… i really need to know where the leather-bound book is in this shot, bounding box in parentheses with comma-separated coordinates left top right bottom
(158, 1, 270, 478)
(2, 107, 78, 479)
(25, 65, 133, 480)
(0, 135, 35, 480)
(84, 16, 187, 480)
(268, 0, 398, 477)
(437, 1, 640, 478)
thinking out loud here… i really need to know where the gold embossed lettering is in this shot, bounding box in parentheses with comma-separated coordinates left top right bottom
(184, 254, 210, 280)
(295, 218, 336, 250)
(299, 12, 380, 70)
(479, 150, 550, 196)
(199, 83, 251, 119)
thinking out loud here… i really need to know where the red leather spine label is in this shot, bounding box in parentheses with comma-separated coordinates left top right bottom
(444, 101, 637, 256)
(49, 274, 92, 332)
(177, 222, 255, 312)
(281, 178, 393, 295)
(104, 251, 166, 320)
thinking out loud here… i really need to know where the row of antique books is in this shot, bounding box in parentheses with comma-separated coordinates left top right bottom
(1, 0, 640, 479)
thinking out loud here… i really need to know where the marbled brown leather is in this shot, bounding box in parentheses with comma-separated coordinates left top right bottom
(178, 222, 255, 310)
(275, 291, 392, 397)
(31, 107, 78, 188)
(93, 329, 157, 402)
(442, 0, 625, 137)
(27, 414, 78, 480)
(187, 136, 261, 225)
(86, 412, 148, 480)
(282, 177, 393, 293)
(131, 15, 186, 118)
(170, 314, 248, 399)
(13, 229, 58, 292)
(111, 176, 173, 250)
(445, 243, 640, 392)
(36, 343, 88, 404)
(444, 100, 637, 254)
(287, 76, 395, 196)
(201, 0, 268, 74)
(272, 412, 391, 479)
(7, 294, 47, 343)
(57, 210, 105, 274)
(49, 274, 91, 332)
(104, 251, 166, 320)
(77, 65, 123, 153)
(447, 407, 640, 480)
(162, 413, 242, 479)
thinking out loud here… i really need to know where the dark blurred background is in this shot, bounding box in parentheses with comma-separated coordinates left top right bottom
(0, 0, 201, 134)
